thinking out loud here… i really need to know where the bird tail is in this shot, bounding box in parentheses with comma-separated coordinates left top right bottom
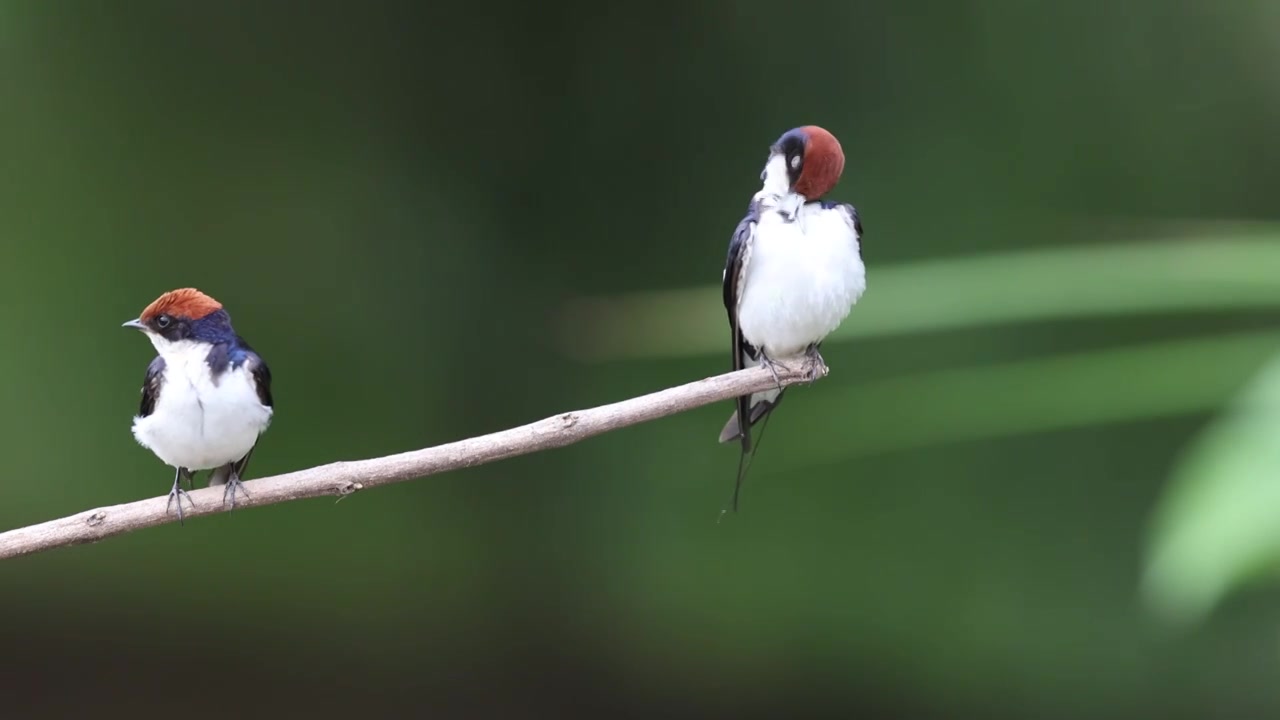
(719, 389, 785, 513)
(718, 388, 785, 445)
(207, 464, 230, 486)
(718, 406, 749, 448)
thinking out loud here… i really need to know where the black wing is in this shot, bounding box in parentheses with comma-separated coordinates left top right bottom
(224, 338, 274, 409)
(249, 354, 274, 409)
(244, 351, 273, 478)
(722, 200, 761, 448)
(722, 200, 761, 321)
(721, 200, 789, 512)
(138, 356, 166, 418)
(209, 347, 274, 487)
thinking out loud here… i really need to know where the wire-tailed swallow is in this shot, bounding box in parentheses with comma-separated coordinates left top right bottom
(720, 125, 866, 510)
(123, 288, 274, 523)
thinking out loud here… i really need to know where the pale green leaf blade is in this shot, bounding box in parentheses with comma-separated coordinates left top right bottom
(1143, 349, 1280, 623)
(559, 229, 1280, 361)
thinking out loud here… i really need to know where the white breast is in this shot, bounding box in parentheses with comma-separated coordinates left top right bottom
(132, 341, 273, 471)
(737, 201, 865, 358)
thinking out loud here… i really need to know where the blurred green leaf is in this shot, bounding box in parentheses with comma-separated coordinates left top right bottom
(559, 228, 1280, 361)
(769, 329, 1280, 467)
(1143, 348, 1280, 624)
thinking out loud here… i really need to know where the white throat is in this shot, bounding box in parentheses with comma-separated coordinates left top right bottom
(759, 154, 791, 196)
(147, 334, 204, 360)
(756, 153, 805, 218)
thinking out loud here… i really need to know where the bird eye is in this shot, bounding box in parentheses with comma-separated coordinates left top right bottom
(790, 155, 802, 170)
(156, 314, 171, 329)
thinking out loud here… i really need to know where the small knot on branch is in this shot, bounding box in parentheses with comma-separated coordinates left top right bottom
(84, 511, 107, 527)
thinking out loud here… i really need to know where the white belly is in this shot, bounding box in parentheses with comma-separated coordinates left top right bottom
(132, 346, 272, 471)
(737, 204, 865, 358)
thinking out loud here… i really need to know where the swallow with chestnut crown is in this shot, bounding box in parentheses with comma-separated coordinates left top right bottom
(123, 288, 274, 523)
(719, 125, 865, 511)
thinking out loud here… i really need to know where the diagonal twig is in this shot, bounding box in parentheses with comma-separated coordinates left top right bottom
(0, 358, 827, 561)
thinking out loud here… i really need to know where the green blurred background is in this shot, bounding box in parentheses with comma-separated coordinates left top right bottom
(4, 2, 1280, 717)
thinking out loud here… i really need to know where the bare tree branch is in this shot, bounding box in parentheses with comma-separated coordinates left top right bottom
(0, 358, 826, 561)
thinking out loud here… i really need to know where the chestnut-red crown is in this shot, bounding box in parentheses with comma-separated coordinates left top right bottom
(139, 288, 223, 323)
(793, 125, 845, 200)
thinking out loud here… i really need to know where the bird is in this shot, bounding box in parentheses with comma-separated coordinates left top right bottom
(719, 125, 866, 511)
(122, 288, 274, 523)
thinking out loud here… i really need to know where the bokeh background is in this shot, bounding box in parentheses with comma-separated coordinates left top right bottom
(4, 2, 1280, 717)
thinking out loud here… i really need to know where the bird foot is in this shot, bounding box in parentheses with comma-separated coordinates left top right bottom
(758, 354, 785, 392)
(802, 346, 829, 384)
(166, 485, 195, 525)
(223, 475, 251, 511)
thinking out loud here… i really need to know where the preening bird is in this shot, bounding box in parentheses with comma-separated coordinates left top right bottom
(720, 125, 866, 510)
(123, 288, 274, 523)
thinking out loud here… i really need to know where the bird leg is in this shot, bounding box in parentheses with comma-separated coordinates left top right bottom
(223, 470, 250, 511)
(757, 353, 785, 392)
(166, 467, 195, 525)
(803, 344, 826, 384)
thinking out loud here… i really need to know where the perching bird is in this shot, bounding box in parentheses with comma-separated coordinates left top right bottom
(123, 288, 274, 523)
(720, 125, 865, 510)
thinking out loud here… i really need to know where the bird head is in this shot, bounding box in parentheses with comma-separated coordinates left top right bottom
(759, 125, 846, 201)
(123, 288, 233, 352)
